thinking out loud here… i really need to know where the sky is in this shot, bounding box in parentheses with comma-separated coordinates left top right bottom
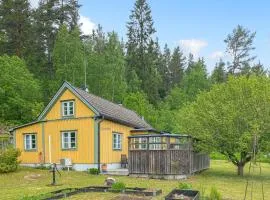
(30, 0, 270, 73)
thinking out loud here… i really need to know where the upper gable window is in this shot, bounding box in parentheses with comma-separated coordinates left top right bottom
(62, 100, 74, 117)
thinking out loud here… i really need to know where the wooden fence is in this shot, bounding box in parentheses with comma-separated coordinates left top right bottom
(128, 149, 209, 175)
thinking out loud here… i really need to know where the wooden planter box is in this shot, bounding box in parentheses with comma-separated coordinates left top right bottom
(165, 189, 199, 200)
(43, 186, 161, 199)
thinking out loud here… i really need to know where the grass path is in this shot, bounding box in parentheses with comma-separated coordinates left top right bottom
(0, 160, 269, 200)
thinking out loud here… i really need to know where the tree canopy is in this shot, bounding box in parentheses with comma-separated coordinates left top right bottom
(0, 55, 43, 124)
(176, 76, 270, 175)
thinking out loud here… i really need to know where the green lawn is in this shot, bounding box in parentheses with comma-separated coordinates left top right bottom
(0, 160, 269, 200)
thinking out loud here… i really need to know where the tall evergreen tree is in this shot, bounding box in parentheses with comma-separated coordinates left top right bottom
(182, 58, 210, 102)
(224, 25, 256, 74)
(210, 59, 227, 84)
(126, 0, 161, 104)
(169, 46, 185, 87)
(251, 62, 267, 76)
(185, 53, 195, 74)
(158, 44, 171, 98)
(0, 0, 32, 57)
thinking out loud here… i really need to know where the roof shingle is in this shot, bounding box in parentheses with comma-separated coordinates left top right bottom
(72, 86, 152, 129)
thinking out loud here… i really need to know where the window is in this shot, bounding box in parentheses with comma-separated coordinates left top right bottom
(24, 134, 37, 150)
(113, 133, 122, 150)
(61, 131, 77, 149)
(62, 100, 74, 117)
(149, 137, 161, 150)
(134, 138, 147, 150)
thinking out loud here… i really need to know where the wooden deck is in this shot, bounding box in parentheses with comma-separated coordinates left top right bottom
(128, 133, 210, 178)
(128, 149, 209, 176)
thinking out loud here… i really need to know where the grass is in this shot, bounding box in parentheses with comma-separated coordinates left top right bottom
(0, 160, 269, 200)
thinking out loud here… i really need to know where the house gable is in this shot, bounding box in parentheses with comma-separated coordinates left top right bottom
(38, 82, 99, 121)
(44, 88, 96, 120)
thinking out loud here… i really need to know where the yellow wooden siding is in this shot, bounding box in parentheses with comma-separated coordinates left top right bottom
(100, 120, 133, 163)
(43, 118, 94, 164)
(15, 123, 43, 163)
(45, 88, 95, 120)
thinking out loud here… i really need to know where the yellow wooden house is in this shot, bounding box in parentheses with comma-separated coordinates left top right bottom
(10, 81, 152, 171)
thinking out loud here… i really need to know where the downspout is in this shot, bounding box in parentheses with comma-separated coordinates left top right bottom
(94, 115, 104, 171)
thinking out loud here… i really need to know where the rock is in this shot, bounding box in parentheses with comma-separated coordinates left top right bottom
(104, 177, 116, 186)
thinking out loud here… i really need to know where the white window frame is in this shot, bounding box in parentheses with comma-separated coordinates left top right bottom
(134, 138, 147, 150)
(61, 100, 75, 117)
(24, 134, 37, 151)
(113, 133, 122, 150)
(61, 131, 77, 150)
(149, 137, 161, 150)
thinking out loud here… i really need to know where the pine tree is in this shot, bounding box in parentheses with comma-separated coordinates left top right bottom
(224, 25, 256, 74)
(158, 44, 171, 98)
(126, 0, 161, 104)
(0, 0, 32, 57)
(185, 53, 195, 75)
(251, 62, 266, 76)
(182, 58, 210, 102)
(210, 59, 227, 84)
(169, 46, 185, 87)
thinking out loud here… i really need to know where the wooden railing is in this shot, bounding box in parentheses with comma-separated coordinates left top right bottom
(128, 149, 209, 175)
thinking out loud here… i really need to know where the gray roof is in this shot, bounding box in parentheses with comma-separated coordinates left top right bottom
(11, 81, 152, 131)
(71, 84, 152, 129)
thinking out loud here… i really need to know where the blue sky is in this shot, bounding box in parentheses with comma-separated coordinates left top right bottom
(32, 0, 270, 72)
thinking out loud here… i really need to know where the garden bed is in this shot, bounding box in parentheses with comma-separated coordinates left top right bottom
(165, 189, 199, 200)
(38, 186, 162, 199)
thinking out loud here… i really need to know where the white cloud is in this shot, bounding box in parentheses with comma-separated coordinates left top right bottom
(79, 15, 96, 35)
(179, 39, 208, 57)
(209, 51, 224, 59)
(29, 0, 39, 8)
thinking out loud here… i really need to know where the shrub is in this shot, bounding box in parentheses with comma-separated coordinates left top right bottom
(111, 182, 126, 192)
(178, 182, 192, 189)
(34, 165, 50, 170)
(209, 186, 222, 200)
(88, 168, 100, 175)
(0, 147, 21, 173)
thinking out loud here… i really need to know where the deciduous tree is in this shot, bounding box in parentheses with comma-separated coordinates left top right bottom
(177, 76, 270, 176)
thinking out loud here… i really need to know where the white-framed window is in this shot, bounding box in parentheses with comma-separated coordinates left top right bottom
(61, 131, 77, 149)
(62, 100, 74, 117)
(149, 137, 161, 150)
(134, 138, 147, 150)
(24, 134, 37, 150)
(113, 133, 122, 150)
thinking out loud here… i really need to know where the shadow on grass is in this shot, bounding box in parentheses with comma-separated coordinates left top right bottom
(198, 162, 270, 182)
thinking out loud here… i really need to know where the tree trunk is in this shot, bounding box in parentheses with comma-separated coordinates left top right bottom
(237, 164, 244, 176)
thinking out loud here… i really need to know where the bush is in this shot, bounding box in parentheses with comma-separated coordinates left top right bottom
(88, 168, 100, 175)
(111, 182, 126, 192)
(209, 186, 222, 200)
(178, 182, 192, 189)
(0, 147, 21, 173)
